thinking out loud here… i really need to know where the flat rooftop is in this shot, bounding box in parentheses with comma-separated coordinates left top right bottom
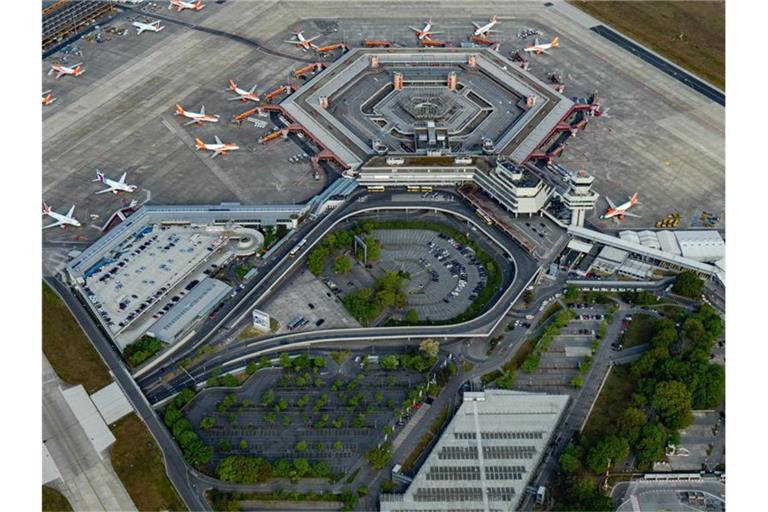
(281, 48, 574, 168)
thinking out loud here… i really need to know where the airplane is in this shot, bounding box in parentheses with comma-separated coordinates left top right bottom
(93, 169, 137, 194)
(42, 90, 56, 105)
(168, 0, 204, 12)
(472, 15, 500, 37)
(42, 203, 81, 229)
(524, 36, 560, 55)
(133, 20, 165, 35)
(283, 27, 321, 51)
(227, 80, 260, 102)
(409, 18, 440, 40)
(194, 136, 240, 158)
(600, 193, 640, 221)
(48, 62, 84, 79)
(175, 103, 219, 126)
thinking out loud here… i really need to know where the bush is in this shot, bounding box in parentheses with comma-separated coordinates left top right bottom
(672, 271, 704, 299)
(365, 443, 392, 469)
(123, 336, 163, 367)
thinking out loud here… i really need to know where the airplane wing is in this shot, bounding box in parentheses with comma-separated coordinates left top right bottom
(472, 22, 482, 29)
(283, 39, 299, 44)
(604, 196, 616, 209)
(623, 212, 641, 218)
(211, 149, 222, 159)
(118, 172, 127, 184)
(407, 26, 421, 32)
(214, 135, 223, 145)
(43, 221, 64, 230)
(136, 26, 146, 35)
(540, 49, 551, 55)
(183, 119, 198, 126)
(227, 95, 243, 101)
(306, 36, 321, 42)
(96, 187, 114, 194)
(66, 205, 75, 218)
(43, 89, 52, 95)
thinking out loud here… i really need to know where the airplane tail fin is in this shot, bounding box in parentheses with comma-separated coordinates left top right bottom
(74, 65, 82, 75)
(491, 15, 497, 23)
(94, 169, 105, 182)
(551, 36, 560, 47)
(194, 137, 206, 150)
(175, 103, 184, 115)
(195, 0, 203, 9)
(42, 202, 51, 214)
(630, 192, 638, 204)
(228, 79, 237, 91)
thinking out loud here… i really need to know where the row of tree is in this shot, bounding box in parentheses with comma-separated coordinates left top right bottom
(163, 388, 213, 468)
(216, 455, 333, 484)
(306, 227, 381, 276)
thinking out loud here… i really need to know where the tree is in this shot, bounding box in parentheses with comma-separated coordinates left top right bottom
(617, 407, 646, 444)
(334, 255, 353, 275)
(586, 435, 629, 474)
(365, 443, 392, 469)
(260, 389, 275, 407)
(334, 440, 343, 450)
(307, 246, 329, 276)
(312, 460, 331, 478)
(295, 440, 307, 452)
(419, 338, 440, 359)
(635, 422, 668, 465)
(164, 407, 183, 428)
(239, 439, 248, 450)
(379, 354, 399, 370)
(293, 457, 310, 478)
(406, 308, 419, 323)
(246, 362, 258, 376)
(200, 416, 215, 430)
(652, 380, 693, 429)
(692, 364, 725, 409)
(558, 443, 582, 474)
(565, 286, 578, 301)
(523, 289, 534, 304)
(495, 370, 516, 389)
(672, 271, 704, 299)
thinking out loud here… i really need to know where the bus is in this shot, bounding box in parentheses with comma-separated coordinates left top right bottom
(367, 186, 385, 192)
(289, 238, 307, 257)
(420, 186, 433, 192)
(407, 186, 421, 193)
(475, 208, 493, 225)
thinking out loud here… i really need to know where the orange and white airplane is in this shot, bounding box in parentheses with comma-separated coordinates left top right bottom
(284, 27, 321, 51)
(133, 20, 165, 35)
(524, 36, 560, 55)
(228, 80, 260, 102)
(472, 16, 500, 37)
(48, 62, 84, 79)
(175, 103, 219, 126)
(42, 90, 56, 105)
(601, 193, 640, 221)
(409, 18, 440, 40)
(168, 0, 204, 12)
(42, 203, 81, 229)
(194, 136, 239, 158)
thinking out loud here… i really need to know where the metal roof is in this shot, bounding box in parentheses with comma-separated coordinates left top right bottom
(674, 230, 725, 262)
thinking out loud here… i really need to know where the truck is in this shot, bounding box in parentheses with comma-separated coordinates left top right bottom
(525, 314, 534, 320)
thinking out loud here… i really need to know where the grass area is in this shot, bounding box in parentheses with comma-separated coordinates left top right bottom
(42, 283, 112, 393)
(402, 405, 451, 473)
(621, 313, 659, 348)
(571, 1, 725, 89)
(110, 413, 186, 512)
(42, 486, 73, 512)
(480, 338, 535, 386)
(582, 365, 636, 445)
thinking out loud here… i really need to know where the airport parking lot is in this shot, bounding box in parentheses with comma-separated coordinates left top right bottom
(330, 229, 487, 322)
(184, 355, 424, 472)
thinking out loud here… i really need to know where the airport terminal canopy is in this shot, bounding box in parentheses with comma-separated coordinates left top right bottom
(281, 48, 574, 169)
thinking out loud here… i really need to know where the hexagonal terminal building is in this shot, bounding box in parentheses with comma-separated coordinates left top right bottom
(281, 47, 575, 169)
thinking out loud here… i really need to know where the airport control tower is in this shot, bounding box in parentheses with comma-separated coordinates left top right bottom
(561, 169, 600, 227)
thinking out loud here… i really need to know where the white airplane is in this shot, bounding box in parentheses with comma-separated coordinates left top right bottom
(42, 90, 56, 105)
(175, 103, 219, 126)
(227, 80, 260, 102)
(524, 36, 560, 55)
(409, 18, 440, 40)
(283, 27, 321, 51)
(600, 193, 640, 221)
(472, 15, 500, 37)
(195, 136, 240, 158)
(42, 203, 81, 229)
(48, 62, 84, 79)
(93, 169, 137, 194)
(168, 0, 204, 12)
(133, 20, 165, 35)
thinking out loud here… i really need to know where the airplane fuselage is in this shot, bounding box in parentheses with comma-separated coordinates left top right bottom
(169, 0, 204, 12)
(45, 212, 80, 228)
(474, 18, 498, 37)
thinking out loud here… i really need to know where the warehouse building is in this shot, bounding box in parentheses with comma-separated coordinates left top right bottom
(380, 390, 568, 512)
